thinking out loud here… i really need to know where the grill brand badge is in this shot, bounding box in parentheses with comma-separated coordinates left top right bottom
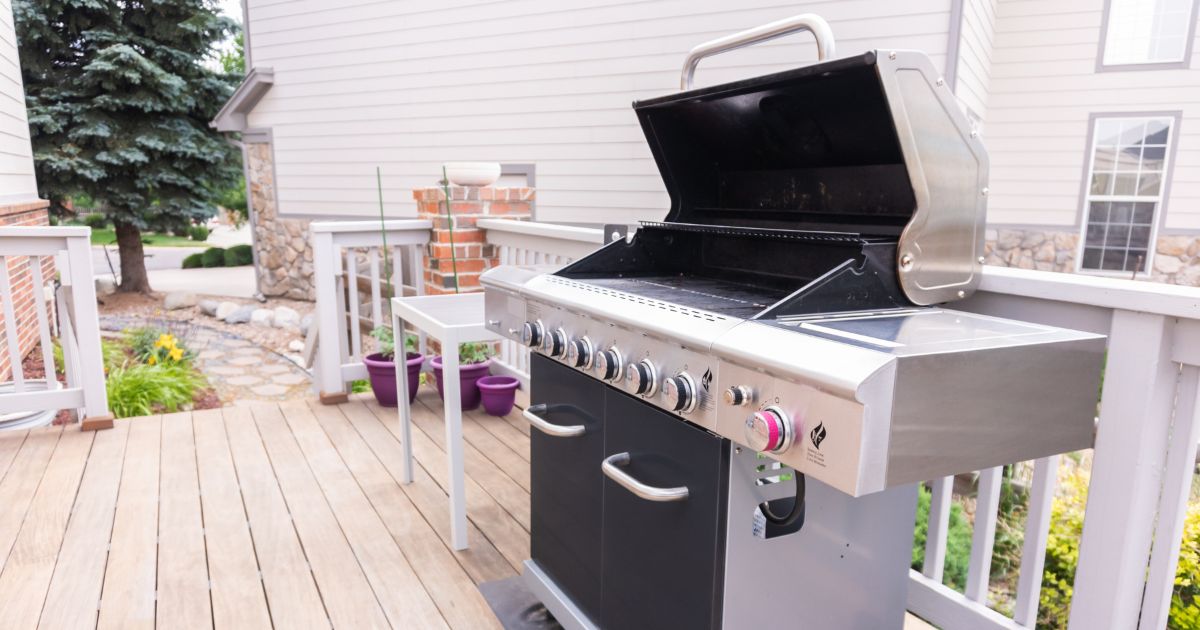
(701, 368, 712, 392)
(810, 422, 828, 450)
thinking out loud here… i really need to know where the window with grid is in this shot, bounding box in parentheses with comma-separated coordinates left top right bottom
(1102, 0, 1197, 66)
(1080, 116, 1174, 273)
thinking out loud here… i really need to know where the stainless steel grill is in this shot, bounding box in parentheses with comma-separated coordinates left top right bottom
(483, 14, 1104, 630)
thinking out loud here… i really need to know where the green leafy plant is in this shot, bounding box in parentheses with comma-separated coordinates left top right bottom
(83, 213, 108, 230)
(124, 327, 164, 362)
(369, 327, 417, 360)
(201, 247, 227, 268)
(459, 341, 492, 365)
(350, 379, 371, 394)
(188, 225, 210, 241)
(912, 483, 974, 591)
(224, 244, 253, 266)
(182, 253, 204, 269)
(105, 362, 206, 418)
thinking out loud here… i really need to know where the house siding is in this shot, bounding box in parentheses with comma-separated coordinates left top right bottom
(984, 0, 1200, 232)
(243, 0, 955, 224)
(0, 0, 38, 203)
(953, 0, 997, 121)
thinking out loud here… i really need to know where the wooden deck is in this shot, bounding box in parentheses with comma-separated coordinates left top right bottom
(0, 390, 935, 630)
(0, 391, 528, 629)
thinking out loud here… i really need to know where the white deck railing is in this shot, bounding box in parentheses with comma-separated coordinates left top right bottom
(911, 266, 1200, 630)
(0, 226, 108, 426)
(479, 219, 607, 382)
(311, 219, 431, 399)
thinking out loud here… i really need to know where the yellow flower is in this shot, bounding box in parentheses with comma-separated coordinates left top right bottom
(147, 354, 158, 365)
(155, 333, 174, 349)
(169, 347, 183, 362)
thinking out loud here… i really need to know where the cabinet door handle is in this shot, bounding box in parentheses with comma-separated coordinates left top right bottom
(523, 404, 585, 437)
(602, 452, 689, 502)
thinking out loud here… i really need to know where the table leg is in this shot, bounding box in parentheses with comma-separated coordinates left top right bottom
(441, 345, 469, 550)
(394, 312, 414, 485)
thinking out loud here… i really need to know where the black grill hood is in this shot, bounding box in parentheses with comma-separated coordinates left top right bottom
(634, 52, 912, 236)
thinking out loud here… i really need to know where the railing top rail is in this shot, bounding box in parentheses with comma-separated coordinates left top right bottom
(477, 219, 605, 244)
(0, 226, 90, 239)
(979, 266, 1200, 321)
(310, 219, 432, 234)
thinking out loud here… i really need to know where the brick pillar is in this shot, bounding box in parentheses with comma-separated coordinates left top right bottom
(413, 185, 534, 295)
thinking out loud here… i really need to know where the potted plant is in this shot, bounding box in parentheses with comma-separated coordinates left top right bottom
(431, 342, 493, 410)
(477, 375, 520, 416)
(362, 327, 425, 407)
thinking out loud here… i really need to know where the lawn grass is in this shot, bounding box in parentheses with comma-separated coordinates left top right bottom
(79, 224, 202, 247)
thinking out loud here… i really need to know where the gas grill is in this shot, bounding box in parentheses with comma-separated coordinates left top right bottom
(483, 14, 1105, 630)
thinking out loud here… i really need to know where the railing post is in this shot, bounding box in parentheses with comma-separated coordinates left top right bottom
(313, 229, 348, 404)
(66, 233, 112, 430)
(1069, 309, 1178, 630)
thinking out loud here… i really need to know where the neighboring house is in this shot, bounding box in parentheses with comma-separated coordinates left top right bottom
(0, 0, 52, 381)
(218, 0, 1200, 298)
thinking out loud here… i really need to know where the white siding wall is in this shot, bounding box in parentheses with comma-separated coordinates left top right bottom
(954, 0, 997, 121)
(0, 0, 38, 203)
(985, 0, 1200, 231)
(244, 0, 955, 224)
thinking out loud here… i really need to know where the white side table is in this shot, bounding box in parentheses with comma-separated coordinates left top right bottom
(391, 292, 500, 550)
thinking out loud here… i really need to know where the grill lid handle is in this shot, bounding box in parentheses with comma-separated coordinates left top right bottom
(680, 13, 836, 90)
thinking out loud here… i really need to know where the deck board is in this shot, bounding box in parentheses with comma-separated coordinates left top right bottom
(38, 422, 129, 630)
(156, 411, 212, 629)
(193, 408, 273, 630)
(98, 416, 161, 630)
(0, 425, 94, 628)
(0, 427, 62, 578)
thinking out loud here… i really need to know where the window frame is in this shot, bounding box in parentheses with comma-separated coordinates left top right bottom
(1075, 112, 1182, 276)
(1096, 0, 1200, 71)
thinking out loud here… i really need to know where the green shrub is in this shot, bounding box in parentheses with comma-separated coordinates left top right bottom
(201, 247, 227, 268)
(182, 252, 204, 269)
(912, 484, 974, 591)
(188, 224, 210, 241)
(83, 213, 108, 229)
(124, 327, 162, 362)
(105, 362, 206, 418)
(224, 243, 253, 266)
(351, 379, 370, 393)
(1172, 504, 1200, 628)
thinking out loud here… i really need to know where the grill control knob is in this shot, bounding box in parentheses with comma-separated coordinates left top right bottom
(567, 336, 594, 369)
(521, 321, 544, 348)
(596, 347, 623, 382)
(745, 407, 793, 453)
(626, 359, 658, 396)
(663, 372, 698, 414)
(724, 385, 752, 407)
(541, 328, 566, 357)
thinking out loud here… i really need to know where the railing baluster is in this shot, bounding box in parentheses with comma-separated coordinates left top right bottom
(0, 255, 25, 391)
(1138, 365, 1200, 630)
(1013, 455, 1059, 627)
(346, 248, 362, 360)
(29, 256, 56, 386)
(368, 247, 382, 329)
(966, 466, 1003, 603)
(924, 476, 953, 584)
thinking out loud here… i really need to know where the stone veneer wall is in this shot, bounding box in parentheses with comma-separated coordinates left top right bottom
(413, 185, 534, 294)
(245, 142, 315, 300)
(0, 200, 52, 381)
(985, 228, 1200, 285)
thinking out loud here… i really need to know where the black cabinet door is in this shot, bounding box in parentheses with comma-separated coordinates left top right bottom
(530, 355, 606, 621)
(601, 389, 729, 630)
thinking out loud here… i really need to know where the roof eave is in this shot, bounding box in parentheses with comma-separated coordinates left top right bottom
(211, 67, 275, 132)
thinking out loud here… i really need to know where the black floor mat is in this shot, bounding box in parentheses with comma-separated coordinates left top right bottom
(479, 575, 564, 630)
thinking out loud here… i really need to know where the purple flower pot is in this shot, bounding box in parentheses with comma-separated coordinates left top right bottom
(477, 376, 520, 416)
(431, 356, 492, 410)
(363, 352, 424, 407)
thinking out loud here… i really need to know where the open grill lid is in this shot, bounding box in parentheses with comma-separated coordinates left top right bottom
(632, 16, 989, 305)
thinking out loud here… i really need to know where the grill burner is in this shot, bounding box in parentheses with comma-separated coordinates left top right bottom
(483, 13, 1105, 630)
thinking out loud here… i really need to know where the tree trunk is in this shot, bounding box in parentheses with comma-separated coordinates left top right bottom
(113, 221, 152, 293)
